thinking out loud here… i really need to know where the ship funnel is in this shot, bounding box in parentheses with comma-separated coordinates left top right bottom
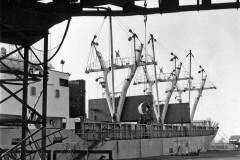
(69, 80, 86, 118)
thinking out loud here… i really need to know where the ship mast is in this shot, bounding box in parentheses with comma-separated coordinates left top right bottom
(186, 50, 194, 107)
(165, 58, 216, 121)
(161, 62, 182, 124)
(142, 3, 153, 96)
(109, 9, 116, 121)
(85, 12, 154, 122)
(90, 38, 114, 117)
(116, 31, 144, 121)
(148, 34, 161, 122)
(190, 74, 207, 121)
(170, 52, 182, 103)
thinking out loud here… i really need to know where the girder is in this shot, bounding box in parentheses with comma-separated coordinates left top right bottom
(0, 0, 240, 45)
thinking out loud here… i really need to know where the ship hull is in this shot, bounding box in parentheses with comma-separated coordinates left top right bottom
(102, 135, 215, 159)
(0, 127, 217, 160)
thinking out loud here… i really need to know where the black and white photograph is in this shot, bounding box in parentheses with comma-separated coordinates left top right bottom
(0, 0, 240, 160)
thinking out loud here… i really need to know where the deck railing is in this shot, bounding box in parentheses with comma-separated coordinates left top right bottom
(75, 121, 218, 141)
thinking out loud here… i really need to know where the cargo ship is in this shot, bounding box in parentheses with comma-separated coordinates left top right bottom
(0, 45, 218, 160)
(0, 18, 218, 160)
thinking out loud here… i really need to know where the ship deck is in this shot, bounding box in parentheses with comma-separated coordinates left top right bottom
(75, 120, 218, 141)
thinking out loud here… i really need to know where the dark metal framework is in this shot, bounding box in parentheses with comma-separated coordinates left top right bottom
(0, 0, 239, 160)
(0, 34, 47, 160)
(0, 33, 67, 159)
(1, 0, 240, 45)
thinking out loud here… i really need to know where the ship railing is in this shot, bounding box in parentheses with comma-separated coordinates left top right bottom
(85, 56, 156, 73)
(75, 121, 218, 141)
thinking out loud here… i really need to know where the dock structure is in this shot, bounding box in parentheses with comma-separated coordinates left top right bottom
(0, 0, 237, 159)
(1, 1, 240, 45)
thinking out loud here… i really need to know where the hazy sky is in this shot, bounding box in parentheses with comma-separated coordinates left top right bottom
(46, 8, 240, 141)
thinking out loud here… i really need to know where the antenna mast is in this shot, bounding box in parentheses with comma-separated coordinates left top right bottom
(186, 50, 194, 106)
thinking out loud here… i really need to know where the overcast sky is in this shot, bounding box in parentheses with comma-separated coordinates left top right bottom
(45, 7, 240, 141)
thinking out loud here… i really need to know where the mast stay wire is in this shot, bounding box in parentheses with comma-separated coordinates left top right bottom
(85, 17, 107, 71)
(113, 17, 133, 64)
(114, 18, 130, 35)
(113, 17, 144, 68)
(32, 17, 106, 53)
(113, 18, 130, 37)
(182, 51, 215, 85)
(114, 17, 143, 44)
(137, 18, 216, 100)
(191, 53, 216, 87)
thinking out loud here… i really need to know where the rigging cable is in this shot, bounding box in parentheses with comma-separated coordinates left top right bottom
(114, 18, 130, 34)
(96, 16, 107, 38)
(85, 17, 107, 73)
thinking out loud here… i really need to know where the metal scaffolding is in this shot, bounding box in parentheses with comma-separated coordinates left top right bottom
(0, 34, 68, 160)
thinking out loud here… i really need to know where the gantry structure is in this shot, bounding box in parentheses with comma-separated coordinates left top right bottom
(0, 0, 239, 160)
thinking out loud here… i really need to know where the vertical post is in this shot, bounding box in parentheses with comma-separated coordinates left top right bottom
(143, 14, 147, 94)
(174, 58, 177, 71)
(158, 0, 162, 12)
(197, 0, 200, 10)
(133, 35, 136, 62)
(190, 75, 207, 121)
(128, 29, 137, 62)
(150, 34, 160, 123)
(41, 32, 48, 160)
(161, 63, 182, 124)
(189, 51, 192, 104)
(186, 50, 193, 107)
(109, 9, 116, 122)
(21, 45, 29, 160)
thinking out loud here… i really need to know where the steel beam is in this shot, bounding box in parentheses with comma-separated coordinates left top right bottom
(0, 47, 23, 61)
(0, 127, 43, 159)
(0, 84, 43, 119)
(41, 32, 48, 160)
(21, 45, 29, 160)
(70, 2, 240, 17)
